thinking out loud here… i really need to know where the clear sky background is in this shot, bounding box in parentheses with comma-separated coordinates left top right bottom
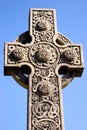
(0, 0, 87, 130)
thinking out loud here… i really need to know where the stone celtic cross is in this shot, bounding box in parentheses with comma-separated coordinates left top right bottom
(4, 9, 84, 130)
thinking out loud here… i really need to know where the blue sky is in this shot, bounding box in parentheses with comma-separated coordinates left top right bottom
(0, 0, 87, 130)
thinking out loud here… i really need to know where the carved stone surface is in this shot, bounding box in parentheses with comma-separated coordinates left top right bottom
(4, 9, 84, 130)
(29, 43, 59, 68)
(12, 47, 26, 60)
(62, 48, 75, 62)
(31, 9, 55, 43)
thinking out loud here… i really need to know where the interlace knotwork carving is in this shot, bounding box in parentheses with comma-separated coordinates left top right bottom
(31, 67, 61, 130)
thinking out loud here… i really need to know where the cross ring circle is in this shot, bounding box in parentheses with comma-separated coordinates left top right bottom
(11, 31, 75, 89)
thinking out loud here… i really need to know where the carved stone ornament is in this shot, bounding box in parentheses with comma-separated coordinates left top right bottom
(4, 9, 84, 130)
(12, 47, 26, 60)
(29, 43, 59, 68)
(62, 48, 75, 62)
(36, 19, 51, 31)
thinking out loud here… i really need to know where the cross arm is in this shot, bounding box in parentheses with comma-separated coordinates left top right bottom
(4, 42, 32, 76)
(56, 44, 84, 77)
